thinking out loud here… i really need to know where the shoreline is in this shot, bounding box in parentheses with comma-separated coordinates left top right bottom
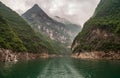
(0, 48, 63, 62)
(17, 53, 63, 61)
(1, 48, 120, 62)
(71, 51, 120, 60)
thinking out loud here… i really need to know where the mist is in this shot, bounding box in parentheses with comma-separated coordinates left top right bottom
(0, 0, 100, 26)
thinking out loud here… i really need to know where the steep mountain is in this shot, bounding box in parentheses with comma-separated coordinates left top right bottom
(72, 0, 120, 53)
(53, 16, 81, 40)
(0, 2, 55, 53)
(22, 4, 81, 44)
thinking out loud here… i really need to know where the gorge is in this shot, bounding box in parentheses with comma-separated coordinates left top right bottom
(0, 0, 120, 78)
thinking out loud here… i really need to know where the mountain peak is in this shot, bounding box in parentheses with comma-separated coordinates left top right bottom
(32, 4, 41, 10)
(23, 3, 46, 16)
(33, 4, 39, 8)
(22, 3, 51, 20)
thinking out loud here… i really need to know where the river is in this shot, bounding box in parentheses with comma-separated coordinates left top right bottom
(0, 57, 120, 78)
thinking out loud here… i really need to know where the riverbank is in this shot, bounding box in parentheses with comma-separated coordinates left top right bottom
(71, 51, 120, 60)
(0, 48, 63, 62)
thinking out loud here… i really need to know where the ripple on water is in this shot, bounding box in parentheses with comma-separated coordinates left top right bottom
(37, 58, 84, 78)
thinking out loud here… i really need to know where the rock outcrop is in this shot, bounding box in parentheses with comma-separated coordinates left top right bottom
(0, 48, 64, 62)
(71, 51, 120, 60)
(0, 49, 17, 62)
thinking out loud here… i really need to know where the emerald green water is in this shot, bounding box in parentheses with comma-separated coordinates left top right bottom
(0, 57, 120, 78)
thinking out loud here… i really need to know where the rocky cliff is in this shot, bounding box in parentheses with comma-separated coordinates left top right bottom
(0, 49, 17, 62)
(22, 4, 81, 44)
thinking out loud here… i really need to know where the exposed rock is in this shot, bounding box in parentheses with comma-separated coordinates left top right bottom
(0, 49, 17, 62)
(22, 4, 81, 44)
(71, 51, 120, 60)
(17, 52, 49, 60)
(0, 48, 64, 62)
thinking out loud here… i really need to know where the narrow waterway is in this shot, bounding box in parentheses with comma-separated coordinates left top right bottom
(0, 57, 120, 78)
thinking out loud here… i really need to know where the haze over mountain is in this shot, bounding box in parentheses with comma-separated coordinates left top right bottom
(22, 4, 81, 44)
(0, 0, 100, 26)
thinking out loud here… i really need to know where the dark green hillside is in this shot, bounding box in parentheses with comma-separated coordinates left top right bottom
(72, 0, 120, 53)
(0, 16, 26, 52)
(94, 0, 120, 17)
(0, 2, 55, 53)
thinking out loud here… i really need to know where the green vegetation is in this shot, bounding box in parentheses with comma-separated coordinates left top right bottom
(36, 32, 70, 54)
(0, 16, 27, 52)
(0, 2, 57, 53)
(72, 0, 120, 53)
(0, 2, 70, 54)
(98, 41, 120, 52)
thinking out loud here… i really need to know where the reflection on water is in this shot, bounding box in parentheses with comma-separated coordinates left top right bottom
(0, 59, 48, 78)
(0, 62, 17, 77)
(72, 59, 120, 78)
(37, 58, 84, 78)
(0, 57, 120, 78)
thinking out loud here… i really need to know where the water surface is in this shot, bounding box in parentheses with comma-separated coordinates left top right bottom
(0, 57, 120, 78)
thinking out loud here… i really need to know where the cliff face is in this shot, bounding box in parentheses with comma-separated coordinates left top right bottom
(0, 49, 17, 62)
(22, 4, 81, 44)
(72, 0, 120, 54)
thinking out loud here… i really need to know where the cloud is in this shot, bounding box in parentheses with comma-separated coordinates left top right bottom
(0, 0, 100, 26)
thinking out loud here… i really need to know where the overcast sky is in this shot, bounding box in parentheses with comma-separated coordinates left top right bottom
(0, 0, 100, 26)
